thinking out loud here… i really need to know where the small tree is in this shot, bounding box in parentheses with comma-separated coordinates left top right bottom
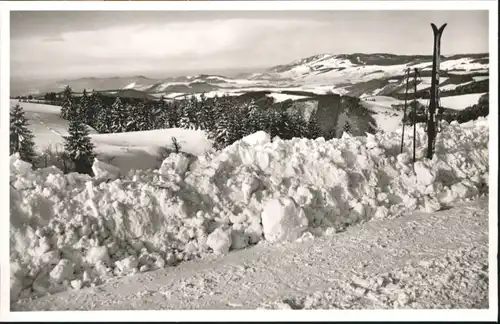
(10, 104, 37, 164)
(307, 114, 322, 139)
(343, 121, 352, 135)
(64, 118, 95, 175)
(171, 136, 181, 153)
(60, 86, 74, 120)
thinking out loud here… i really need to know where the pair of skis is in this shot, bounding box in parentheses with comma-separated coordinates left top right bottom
(400, 23, 446, 162)
(427, 23, 447, 159)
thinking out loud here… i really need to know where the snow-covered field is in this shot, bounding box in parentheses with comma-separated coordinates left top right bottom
(16, 100, 212, 172)
(360, 96, 404, 133)
(10, 94, 489, 306)
(418, 93, 487, 111)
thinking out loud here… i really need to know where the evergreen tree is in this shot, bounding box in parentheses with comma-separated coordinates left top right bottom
(154, 96, 168, 129)
(179, 96, 198, 129)
(140, 100, 154, 131)
(307, 114, 322, 139)
(64, 119, 95, 175)
(288, 110, 308, 138)
(169, 101, 181, 128)
(60, 86, 73, 120)
(95, 104, 112, 133)
(277, 106, 293, 139)
(109, 97, 127, 133)
(10, 104, 37, 163)
(125, 102, 140, 132)
(77, 89, 90, 123)
(87, 90, 101, 128)
(196, 93, 207, 129)
(343, 121, 352, 135)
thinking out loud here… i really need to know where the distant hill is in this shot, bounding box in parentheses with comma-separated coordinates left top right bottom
(12, 52, 488, 105)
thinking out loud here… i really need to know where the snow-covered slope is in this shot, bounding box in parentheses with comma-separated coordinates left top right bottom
(15, 100, 212, 172)
(10, 117, 489, 302)
(14, 53, 488, 101)
(360, 96, 404, 134)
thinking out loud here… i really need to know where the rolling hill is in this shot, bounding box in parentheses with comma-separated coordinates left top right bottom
(13, 53, 488, 100)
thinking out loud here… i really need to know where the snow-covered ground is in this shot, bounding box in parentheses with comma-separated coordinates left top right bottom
(15, 100, 212, 172)
(266, 93, 311, 103)
(418, 93, 487, 111)
(11, 197, 488, 311)
(360, 96, 404, 134)
(10, 110, 489, 304)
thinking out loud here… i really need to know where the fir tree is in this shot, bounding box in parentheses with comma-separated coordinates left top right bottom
(277, 107, 293, 139)
(139, 100, 154, 131)
(76, 89, 90, 123)
(10, 104, 36, 163)
(154, 96, 168, 129)
(87, 90, 101, 128)
(343, 121, 352, 135)
(64, 118, 95, 175)
(60, 86, 73, 120)
(288, 110, 308, 138)
(307, 114, 322, 139)
(109, 97, 127, 133)
(179, 95, 199, 129)
(169, 101, 181, 128)
(95, 104, 112, 133)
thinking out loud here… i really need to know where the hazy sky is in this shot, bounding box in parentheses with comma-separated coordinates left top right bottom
(11, 10, 489, 80)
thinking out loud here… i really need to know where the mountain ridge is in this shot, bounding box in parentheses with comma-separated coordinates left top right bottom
(12, 52, 489, 98)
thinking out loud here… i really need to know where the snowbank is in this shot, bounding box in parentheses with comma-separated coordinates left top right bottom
(9, 118, 489, 302)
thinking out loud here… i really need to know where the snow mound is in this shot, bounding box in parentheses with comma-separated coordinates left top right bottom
(261, 197, 309, 243)
(9, 118, 489, 302)
(92, 158, 121, 182)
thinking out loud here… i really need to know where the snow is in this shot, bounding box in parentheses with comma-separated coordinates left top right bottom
(472, 76, 489, 82)
(440, 58, 488, 72)
(361, 96, 404, 133)
(12, 198, 489, 311)
(261, 197, 309, 243)
(206, 228, 232, 255)
(13, 100, 212, 173)
(440, 81, 474, 92)
(122, 82, 136, 89)
(92, 158, 121, 181)
(418, 92, 487, 110)
(266, 93, 311, 103)
(9, 117, 489, 302)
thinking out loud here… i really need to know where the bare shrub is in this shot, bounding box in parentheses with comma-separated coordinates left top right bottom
(35, 145, 74, 173)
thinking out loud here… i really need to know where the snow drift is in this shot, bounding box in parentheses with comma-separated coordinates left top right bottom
(10, 118, 489, 302)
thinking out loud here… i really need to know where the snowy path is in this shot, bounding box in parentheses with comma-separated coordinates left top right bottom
(11, 198, 488, 311)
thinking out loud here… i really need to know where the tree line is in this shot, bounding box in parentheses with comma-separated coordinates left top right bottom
(57, 86, 326, 150)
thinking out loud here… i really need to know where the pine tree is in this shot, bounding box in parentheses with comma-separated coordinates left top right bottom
(78, 89, 90, 124)
(154, 96, 168, 129)
(95, 104, 112, 133)
(64, 118, 95, 175)
(109, 97, 127, 133)
(196, 93, 207, 129)
(125, 102, 139, 132)
(343, 121, 352, 135)
(169, 101, 181, 128)
(277, 106, 293, 139)
(10, 104, 36, 163)
(87, 90, 101, 128)
(140, 100, 154, 131)
(307, 114, 322, 139)
(179, 96, 197, 129)
(289, 110, 308, 138)
(60, 86, 73, 120)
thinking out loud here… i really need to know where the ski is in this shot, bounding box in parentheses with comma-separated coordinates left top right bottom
(426, 23, 447, 160)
